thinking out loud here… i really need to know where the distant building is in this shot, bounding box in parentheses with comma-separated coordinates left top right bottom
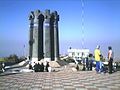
(68, 48, 90, 60)
(28, 9, 59, 63)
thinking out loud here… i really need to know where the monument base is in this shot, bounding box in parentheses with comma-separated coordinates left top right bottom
(54, 57, 59, 61)
(31, 57, 38, 67)
(44, 58, 51, 62)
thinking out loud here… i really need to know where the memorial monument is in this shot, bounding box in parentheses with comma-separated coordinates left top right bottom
(28, 9, 59, 63)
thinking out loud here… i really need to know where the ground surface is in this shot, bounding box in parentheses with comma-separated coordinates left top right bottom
(0, 65, 120, 90)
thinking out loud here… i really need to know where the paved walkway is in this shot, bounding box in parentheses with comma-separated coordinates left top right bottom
(0, 66, 120, 90)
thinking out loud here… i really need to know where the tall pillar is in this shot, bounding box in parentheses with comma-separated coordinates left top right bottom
(28, 11, 34, 60)
(38, 14, 44, 60)
(43, 9, 51, 61)
(50, 13, 55, 61)
(53, 11, 59, 61)
(32, 10, 40, 62)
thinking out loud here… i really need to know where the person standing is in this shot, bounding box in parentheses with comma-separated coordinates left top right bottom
(89, 53, 93, 71)
(108, 46, 114, 74)
(37, 62, 41, 72)
(41, 62, 44, 72)
(94, 45, 101, 73)
(34, 62, 39, 72)
(86, 57, 89, 71)
(46, 62, 50, 72)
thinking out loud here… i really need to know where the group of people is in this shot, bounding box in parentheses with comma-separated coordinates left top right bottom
(81, 53, 94, 71)
(29, 45, 114, 74)
(29, 61, 51, 72)
(81, 45, 114, 74)
(94, 45, 114, 74)
(85, 54, 94, 71)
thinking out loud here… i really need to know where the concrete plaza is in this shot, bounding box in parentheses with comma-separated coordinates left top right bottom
(0, 65, 120, 90)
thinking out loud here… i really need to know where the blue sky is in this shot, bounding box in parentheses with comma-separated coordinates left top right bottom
(0, 0, 120, 60)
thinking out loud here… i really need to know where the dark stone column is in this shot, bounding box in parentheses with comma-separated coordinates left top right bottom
(50, 13, 55, 61)
(32, 10, 40, 61)
(38, 14, 44, 60)
(28, 11, 34, 60)
(53, 11, 59, 61)
(43, 9, 51, 61)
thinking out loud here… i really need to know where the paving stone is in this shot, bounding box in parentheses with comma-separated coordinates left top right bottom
(98, 88, 111, 90)
(76, 88, 87, 90)
(107, 86, 120, 89)
(53, 88, 64, 90)
(0, 67, 120, 90)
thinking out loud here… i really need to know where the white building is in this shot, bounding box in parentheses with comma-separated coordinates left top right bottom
(68, 48, 90, 60)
